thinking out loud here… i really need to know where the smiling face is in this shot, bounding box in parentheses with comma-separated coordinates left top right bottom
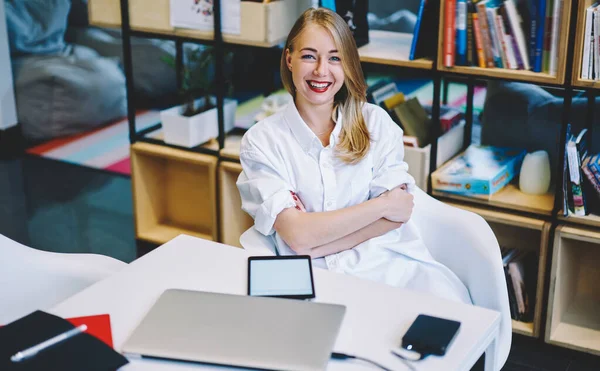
(286, 25, 345, 110)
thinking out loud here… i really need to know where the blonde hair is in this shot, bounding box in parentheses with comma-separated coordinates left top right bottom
(280, 7, 369, 164)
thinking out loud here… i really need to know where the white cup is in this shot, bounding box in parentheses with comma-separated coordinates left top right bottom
(519, 150, 551, 195)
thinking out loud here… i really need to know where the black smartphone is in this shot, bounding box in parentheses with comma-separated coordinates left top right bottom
(247, 255, 315, 300)
(401, 314, 461, 356)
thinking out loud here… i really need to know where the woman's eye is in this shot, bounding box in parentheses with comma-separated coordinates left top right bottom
(301, 54, 315, 60)
(330, 56, 341, 62)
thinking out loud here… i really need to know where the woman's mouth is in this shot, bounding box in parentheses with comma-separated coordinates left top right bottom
(306, 80, 332, 93)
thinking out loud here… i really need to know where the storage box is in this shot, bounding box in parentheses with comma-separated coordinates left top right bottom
(88, 0, 311, 46)
(431, 145, 526, 197)
(404, 121, 465, 191)
(161, 98, 236, 148)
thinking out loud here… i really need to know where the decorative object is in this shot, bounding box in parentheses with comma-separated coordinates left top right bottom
(519, 150, 551, 195)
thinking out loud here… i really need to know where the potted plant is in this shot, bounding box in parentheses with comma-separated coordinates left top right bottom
(160, 46, 236, 148)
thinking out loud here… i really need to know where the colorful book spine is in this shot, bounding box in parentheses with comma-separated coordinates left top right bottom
(504, 0, 531, 70)
(486, 6, 504, 68)
(472, 11, 487, 67)
(476, 1, 495, 67)
(467, 1, 475, 65)
(543, 0, 554, 73)
(445, 0, 457, 67)
(533, 0, 547, 72)
(456, 0, 468, 65)
(529, 0, 539, 68)
(548, 0, 563, 75)
(409, 0, 427, 60)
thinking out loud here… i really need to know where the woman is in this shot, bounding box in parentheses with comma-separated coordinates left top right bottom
(237, 8, 471, 304)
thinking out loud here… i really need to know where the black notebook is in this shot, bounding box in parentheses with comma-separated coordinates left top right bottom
(0, 311, 128, 371)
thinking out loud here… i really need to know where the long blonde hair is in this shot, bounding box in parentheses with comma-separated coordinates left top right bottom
(280, 7, 369, 164)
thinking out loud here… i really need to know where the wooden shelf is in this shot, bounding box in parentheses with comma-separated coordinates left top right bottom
(358, 30, 433, 69)
(433, 184, 555, 216)
(130, 142, 218, 245)
(218, 161, 253, 247)
(87, 0, 309, 48)
(437, 0, 571, 85)
(546, 226, 600, 355)
(444, 202, 549, 338)
(559, 212, 600, 229)
(572, 0, 599, 88)
(512, 320, 535, 337)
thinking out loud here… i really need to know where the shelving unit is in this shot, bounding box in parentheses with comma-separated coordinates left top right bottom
(436, 0, 572, 85)
(433, 185, 555, 217)
(445, 202, 550, 338)
(218, 161, 253, 247)
(546, 225, 600, 355)
(358, 30, 433, 69)
(130, 142, 218, 245)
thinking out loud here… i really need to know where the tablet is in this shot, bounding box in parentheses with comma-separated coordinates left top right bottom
(247, 256, 315, 299)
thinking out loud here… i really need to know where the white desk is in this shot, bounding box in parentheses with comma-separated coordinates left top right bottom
(50, 235, 500, 371)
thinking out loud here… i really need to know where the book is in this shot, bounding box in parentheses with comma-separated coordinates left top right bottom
(366, 80, 398, 106)
(431, 144, 526, 197)
(456, 0, 469, 65)
(475, 1, 496, 67)
(382, 92, 406, 129)
(567, 128, 589, 216)
(504, 0, 531, 70)
(533, 0, 547, 72)
(444, 0, 457, 67)
(562, 123, 572, 216)
(393, 98, 431, 147)
(548, 0, 563, 75)
(410, 0, 438, 61)
(471, 3, 487, 67)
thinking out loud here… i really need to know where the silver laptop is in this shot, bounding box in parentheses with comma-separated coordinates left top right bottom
(121, 289, 346, 371)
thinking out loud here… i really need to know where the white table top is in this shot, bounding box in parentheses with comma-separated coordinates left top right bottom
(50, 235, 500, 371)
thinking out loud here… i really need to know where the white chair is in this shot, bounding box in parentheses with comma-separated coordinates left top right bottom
(240, 187, 511, 371)
(0, 233, 127, 325)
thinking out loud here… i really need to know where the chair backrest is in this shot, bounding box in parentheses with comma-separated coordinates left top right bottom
(0, 234, 126, 325)
(239, 227, 277, 256)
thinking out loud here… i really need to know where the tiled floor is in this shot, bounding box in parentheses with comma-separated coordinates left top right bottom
(1, 154, 599, 371)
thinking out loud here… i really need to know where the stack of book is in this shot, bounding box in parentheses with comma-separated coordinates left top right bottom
(431, 144, 526, 197)
(581, 3, 600, 80)
(501, 247, 537, 323)
(443, 0, 563, 74)
(366, 80, 463, 148)
(563, 125, 600, 216)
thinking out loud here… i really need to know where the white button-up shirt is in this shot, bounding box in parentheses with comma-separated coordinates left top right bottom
(237, 101, 471, 304)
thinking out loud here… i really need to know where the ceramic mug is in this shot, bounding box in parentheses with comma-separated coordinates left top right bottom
(519, 150, 551, 195)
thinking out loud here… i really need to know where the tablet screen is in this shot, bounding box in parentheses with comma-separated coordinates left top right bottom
(248, 256, 315, 299)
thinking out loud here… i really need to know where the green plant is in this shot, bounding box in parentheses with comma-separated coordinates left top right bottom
(162, 46, 233, 117)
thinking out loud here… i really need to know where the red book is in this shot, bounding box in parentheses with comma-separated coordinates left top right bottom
(67, 314, 114, 347)
(444, 0, 456, 67)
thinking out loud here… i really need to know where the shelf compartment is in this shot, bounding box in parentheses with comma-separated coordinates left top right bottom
(433, 184, 555, 216)
(358, 30, 433, 69)
(444, 202, 549, 337)
(87, 0, 310, 47)
(131, 142, 218, 245)
(546, 226, 600, 355)
(572, 0, 600, 88)
(218, 161, 254, 247)
(437, 0, 571, 85)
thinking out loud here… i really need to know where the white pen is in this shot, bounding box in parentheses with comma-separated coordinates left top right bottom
(10, 324, 88, 363)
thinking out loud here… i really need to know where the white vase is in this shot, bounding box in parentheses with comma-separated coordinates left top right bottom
(160, 97, 237, 148)
(519, 150, 551, 195)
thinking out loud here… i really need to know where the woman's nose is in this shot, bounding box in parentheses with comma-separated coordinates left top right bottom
(313, 58, 328, 76)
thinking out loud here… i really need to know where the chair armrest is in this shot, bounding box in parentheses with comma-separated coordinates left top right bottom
(411, 188, 511, 371)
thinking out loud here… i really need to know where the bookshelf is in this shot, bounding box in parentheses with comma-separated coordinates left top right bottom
(436, 0, 572, 86)
(218, 161, 253, 247)
(546, 226, 600, 356)
(433, 185, 555, 217)
(358, 30, 433, 69)
(130, 142, 218, 245)
(445, 202, 550, 338)
(572, 0, 600, 88)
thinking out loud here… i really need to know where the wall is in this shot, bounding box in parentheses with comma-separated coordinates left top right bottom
(0, 1, 18, 130)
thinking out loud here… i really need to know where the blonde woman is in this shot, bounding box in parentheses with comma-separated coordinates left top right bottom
(237, 8, 471, 304)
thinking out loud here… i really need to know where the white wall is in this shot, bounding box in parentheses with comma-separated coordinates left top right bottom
(0, 1, 17, 130)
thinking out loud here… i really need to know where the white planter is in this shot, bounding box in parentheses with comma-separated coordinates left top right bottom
(160, 97, 237, 148)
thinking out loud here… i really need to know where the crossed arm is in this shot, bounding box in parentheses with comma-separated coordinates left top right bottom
(273, 186, 414, 258)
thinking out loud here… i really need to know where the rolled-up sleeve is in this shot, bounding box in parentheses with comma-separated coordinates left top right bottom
(370, 114, 416, 199)
(237, 148, 296, 236)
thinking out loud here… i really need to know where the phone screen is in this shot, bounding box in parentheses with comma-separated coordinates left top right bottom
(248, 256, 315, 299)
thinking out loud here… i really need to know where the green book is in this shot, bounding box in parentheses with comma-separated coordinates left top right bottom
(393, 97, 431, 147)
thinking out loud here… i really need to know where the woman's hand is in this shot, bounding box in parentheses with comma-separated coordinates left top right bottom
(378, 185, 414, 223)
(290, 191, 306, 212)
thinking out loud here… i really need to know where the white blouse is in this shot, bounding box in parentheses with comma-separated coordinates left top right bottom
(237, 101, 471, 304)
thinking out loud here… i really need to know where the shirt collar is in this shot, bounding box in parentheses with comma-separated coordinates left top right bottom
(284, 101, 343, 153)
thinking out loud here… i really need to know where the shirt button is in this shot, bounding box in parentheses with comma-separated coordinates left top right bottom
(326, 201, 333, 207)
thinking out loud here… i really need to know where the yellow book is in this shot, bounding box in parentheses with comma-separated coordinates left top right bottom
(382, 92, 405, 111)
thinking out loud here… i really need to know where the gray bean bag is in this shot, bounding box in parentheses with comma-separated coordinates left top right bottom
(11, 45, 127, 141)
